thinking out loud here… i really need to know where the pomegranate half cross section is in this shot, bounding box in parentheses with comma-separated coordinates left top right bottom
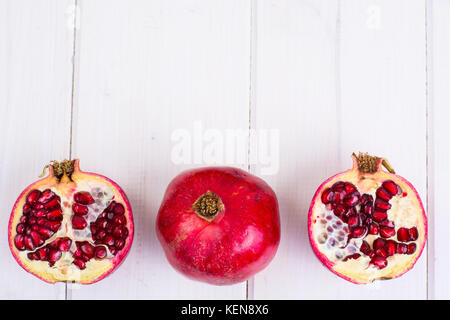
(8, 160, 134, 284)
(308, 153, 426, 284)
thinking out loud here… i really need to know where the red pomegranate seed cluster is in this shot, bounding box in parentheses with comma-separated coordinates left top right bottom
(27, 237, 72, 266)
(321, 180, 418, 269)
(14, 189, 62, 251)
(359, 238, 416, 267)
(68, 190, 129, 269)
(71, 191, 95, 229)
(14, 189, 129, 270)
(89, 201, 128, 256)
(72, 241, 108, 270)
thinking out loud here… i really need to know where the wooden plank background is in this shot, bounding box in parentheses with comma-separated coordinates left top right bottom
(0, 0, 448, 299)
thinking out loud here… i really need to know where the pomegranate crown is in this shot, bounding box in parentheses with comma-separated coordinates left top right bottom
(39, 160, 76, 181)
(353, 152, 395, 174)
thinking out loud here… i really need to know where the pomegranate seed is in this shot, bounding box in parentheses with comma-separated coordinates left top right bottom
(385, 240, 397, 256)
(27, 252, 39, 260)
(38, 247, 49, 260)
(96, 230, 106, 240)
(397, 228, 409, 242)
(45, 221, 61, 231)
(72, 203, 89, 215)
(26, 190, 41, 205)
(97, 218, 108, 229)
(331, 181, 346, 191)
(344, 183, 357, 194)
(113, 215, 126, 225)
(408, 227, 418, 241)
(33, 210, 47, 218)
(397, 243, 408, 254)
(47, 208, 62, 220)
(73, 249, 82, 259)
(43, 197, 60, 210)
(72, 216, 87, 229)
(375, 247, 388, 258)
(58, 238, 72, 251)
(113, 226, 124, 238)
(23, 204, 32, 215)
(343, 253, 361, 261)
(370, 256, 388, 269)
(373, 238, 386, 250)
(30, 231, 44, 246)
(20, 216, 28, 224)
(381, 220, 395, 228)
(376, 188, 392, 201)
(351, 226, 367, 238)
(16, 224, 25, 234)
(375, 198, 391, 211)
(114, 203, 125, 215)
(90, 223, 98, 234)
(109, 247, 117, 255)
(382, 180, 400, 196)
(73, 259, 86, 270)
(368, 223, 379, 235)
(14, 234, 26, 250)
(38, 227, 54, 238)
(37, 189, 55, 204)
(407, 243, 417, 255)
(380, 226, 396, 238)
(104, 235, 115, 246)
(115, 238, 125, 249)
(321, 188, 334, 204)
(95, 246, 107, 259)
(360, 194, 373, 206)
(372, 210, 387, 222)
(333, 204, 347, 216)
(347, 215, 360, 228)
(74, 191, 95, 205)
(364, 206, 373, 215)
(80, 243, 95, 258)
(24, 236, 35, 250)
(333, 191, 345, 204)
(344, 193, 360, 207)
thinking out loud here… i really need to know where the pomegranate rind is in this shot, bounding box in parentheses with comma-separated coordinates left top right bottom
(156, 166, 280, 285)
(308, 157, 427, 284)
(8, 160, 134, 284)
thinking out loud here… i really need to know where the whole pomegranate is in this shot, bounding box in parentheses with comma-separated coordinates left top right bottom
(156, 167, 280, 285)
(8, 160, 134, 284)
(308, 153, 427, 284)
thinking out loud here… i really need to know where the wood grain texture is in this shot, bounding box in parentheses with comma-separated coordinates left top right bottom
(0, 0, 75, 299)
(0, 0, 444, 300)
(427, 0, 450, 300)
(69, 0, 251, 299)
(252, 0, 427, 299)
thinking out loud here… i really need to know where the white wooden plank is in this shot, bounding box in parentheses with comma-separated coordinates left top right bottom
(252, 0, 427, 299)
(0, 0, 75, 299)
(70, 0, 251, 299)
(427, 0, 450, 300)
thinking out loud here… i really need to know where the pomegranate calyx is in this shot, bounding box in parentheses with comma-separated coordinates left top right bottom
(39, 160, 76, 181)
(353, 152, 396, 174)
(193, 190, 224, 222)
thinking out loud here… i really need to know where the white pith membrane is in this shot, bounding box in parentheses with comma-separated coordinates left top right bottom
(309, 155, 426, 284)
(9, 161, 133, 284)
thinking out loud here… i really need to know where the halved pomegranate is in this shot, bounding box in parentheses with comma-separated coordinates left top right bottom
(308, 153, 426, 284)
(8, 160, 134, 284)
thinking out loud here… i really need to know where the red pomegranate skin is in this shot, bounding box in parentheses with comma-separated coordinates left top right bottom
(156, 167, 280, 285)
